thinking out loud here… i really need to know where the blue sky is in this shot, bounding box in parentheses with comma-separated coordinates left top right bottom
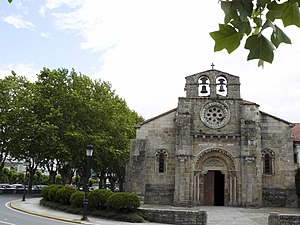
(1, 0, 300, 122)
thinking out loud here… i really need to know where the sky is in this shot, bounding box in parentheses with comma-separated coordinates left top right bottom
(0, 0, 299, 123)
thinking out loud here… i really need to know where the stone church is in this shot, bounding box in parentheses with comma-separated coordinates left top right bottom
(126, 69, 298, 207)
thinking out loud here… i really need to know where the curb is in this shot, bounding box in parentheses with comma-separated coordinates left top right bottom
(9, 201, 82, 224)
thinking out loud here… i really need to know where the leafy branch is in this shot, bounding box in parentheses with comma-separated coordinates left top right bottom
(210, 0, 300, 67)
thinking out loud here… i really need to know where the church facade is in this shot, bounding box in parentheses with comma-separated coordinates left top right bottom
(126, 69, 297, 207)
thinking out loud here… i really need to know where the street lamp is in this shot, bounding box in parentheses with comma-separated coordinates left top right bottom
(82, 144, 93, 221)
(22, 160, 30, 202)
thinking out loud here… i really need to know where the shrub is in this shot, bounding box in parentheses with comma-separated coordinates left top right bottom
(88, 189, 113, 210)
(70, 191, 85, 208)
(107, 192, 140, 213)
(48, 184, 63, 202)
(41, 185, 53, 200)
(55, 186, 77, 205)
(41, 184, 62, 201)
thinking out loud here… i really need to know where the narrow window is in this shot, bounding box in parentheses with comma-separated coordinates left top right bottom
(264, 154, 271, 174)
(262, 149, 275, 175)
(155, 149, 168, 174)
(158, 153, 165, 173)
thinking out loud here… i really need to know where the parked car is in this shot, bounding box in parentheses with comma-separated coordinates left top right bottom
(12, 184, 25, 194)
(0, 184, 15, 194)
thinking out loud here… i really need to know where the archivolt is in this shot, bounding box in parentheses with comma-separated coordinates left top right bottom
(195, 148, 235, 170)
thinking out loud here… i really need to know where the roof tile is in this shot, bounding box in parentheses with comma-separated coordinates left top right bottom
(292, 123, 300, 142)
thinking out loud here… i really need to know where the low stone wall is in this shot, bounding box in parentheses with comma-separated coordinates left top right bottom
(268, 212, 300, 225)
(138, 208, 207, 225)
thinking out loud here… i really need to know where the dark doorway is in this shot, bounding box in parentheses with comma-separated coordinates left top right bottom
(204, 170, 225, 206)
(214, 170, 224, 206)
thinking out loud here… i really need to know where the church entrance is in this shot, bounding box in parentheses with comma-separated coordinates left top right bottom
(204, 170, 224, 206)
(193, 148, 237, 206)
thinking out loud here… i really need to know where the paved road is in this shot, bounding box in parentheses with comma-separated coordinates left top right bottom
(0, 195, 73, 225)
(8, 196, 165, 225)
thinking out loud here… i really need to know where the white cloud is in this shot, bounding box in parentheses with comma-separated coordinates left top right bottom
(40, 32, 53, 39)
(3, 15, 35, 30)
(39, 0, 84, 16)
(0, 63, 39, 82)
(46, 0, 300, 122)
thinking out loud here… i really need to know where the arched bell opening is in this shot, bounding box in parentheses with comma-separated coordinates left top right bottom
(216, 76, 227, 97)
(198, 76, 210, 97)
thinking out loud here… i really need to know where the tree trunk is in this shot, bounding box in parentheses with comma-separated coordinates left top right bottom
(48, 170, 57, 184)
(118, 176, 125, 192)
(98, 173, 106, 189)
(108, 176, 115, 192)
(27, 168, 36, 194)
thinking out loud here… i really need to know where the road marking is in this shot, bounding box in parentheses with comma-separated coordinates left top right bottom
(6, 201, 80, 224)
(0, 220, 15, 225)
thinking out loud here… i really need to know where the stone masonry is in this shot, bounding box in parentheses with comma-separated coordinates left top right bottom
(126, 69, 298, 207)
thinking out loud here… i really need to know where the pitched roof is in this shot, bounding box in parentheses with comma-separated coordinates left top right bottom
(260, 111, 293, 126)
(242, 100, 293, 126)
(292, 123, 300, 142)
(242, 100, 260, 107)
(135, 108, 177, 128)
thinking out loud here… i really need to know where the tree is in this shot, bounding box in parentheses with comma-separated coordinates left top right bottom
(211, 0, 300, 67)
(0, 73, 30, 180)
(9, 77, 45, 192)
(1, 67, 142, 190)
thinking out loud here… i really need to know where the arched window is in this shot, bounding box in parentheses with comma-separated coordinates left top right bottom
(216, 76, 227, 96)
(198, 76, 210, 97)
(264, 154, 271, 174)
(262, 149, 275, 175)
(158, 153, 165, 173)
(155, 150, 168, 173)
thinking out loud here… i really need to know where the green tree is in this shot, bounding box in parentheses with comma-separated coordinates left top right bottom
(0, 73, 30, 180)
(211, 0, 300, 67)
(1, 67, 142, 190)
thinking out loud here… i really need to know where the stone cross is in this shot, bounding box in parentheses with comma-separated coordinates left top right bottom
(211, 63, 215, 70)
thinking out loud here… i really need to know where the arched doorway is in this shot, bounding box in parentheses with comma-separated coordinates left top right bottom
(193, 148, 237, 206)
(204, 170, 224, 206)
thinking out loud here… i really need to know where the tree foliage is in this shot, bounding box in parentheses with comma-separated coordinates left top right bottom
(211, 0, 300, 66)
(0, 68, 143, 190)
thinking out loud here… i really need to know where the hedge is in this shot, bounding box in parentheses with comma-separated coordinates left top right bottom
(88, 189, 113, 210)
(41, 184, 56, 201)
(107, 192, 140, 213)
(70, 191, 85, 208)
(55, 186, 77, 205)
(41, 184, 63, 202)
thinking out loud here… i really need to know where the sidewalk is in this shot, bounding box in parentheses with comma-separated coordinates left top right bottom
(142, 204, 300, 225)
(9, 197, 300, 225)
(9, 198, 164, 225)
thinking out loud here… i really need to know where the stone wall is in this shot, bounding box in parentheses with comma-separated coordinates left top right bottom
(138, 208, 207, 225)
(126, 109, 177, 203)
(263, 188, 297, 207)
(144, 184, 174, 205)
(268, 212, 300, 225)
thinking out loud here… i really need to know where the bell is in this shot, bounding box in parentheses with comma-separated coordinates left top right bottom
(200, 85, 208, 93)
(200, 77, 208, 84)
(219, 84, 225, 92)
(218, 78, 225, 92)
